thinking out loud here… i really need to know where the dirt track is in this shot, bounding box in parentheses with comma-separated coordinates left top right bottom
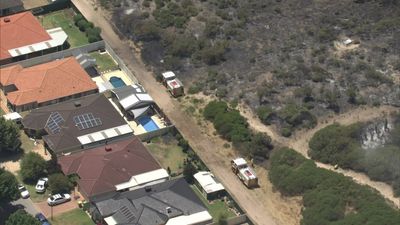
(72, 1, 302, 224)
(239, 104, 400, 208)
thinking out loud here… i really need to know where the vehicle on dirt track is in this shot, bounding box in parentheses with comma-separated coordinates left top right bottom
(231, 158, 258, 188)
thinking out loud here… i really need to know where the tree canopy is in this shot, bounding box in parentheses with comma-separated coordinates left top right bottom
(0, 117, 21, 153)
(49, 173, 73, 194)
(5, 210, 41, 225)
(0, 168, 19, 203)
(20, 152, 47, 182)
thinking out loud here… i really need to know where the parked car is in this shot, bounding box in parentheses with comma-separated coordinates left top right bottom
(35, 178, 48, 193)
(35, 213, 51, 225)
(47, 193, 71, 206)
(18, 184, 30, 199)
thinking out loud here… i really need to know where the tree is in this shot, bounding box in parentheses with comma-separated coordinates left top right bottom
(48, 173, 73, 194)
(20, 152, 47, 182)
(6, 210, 41, 225)
(183, 161, 197, 184)
(0, 117, 21, 153)
(0, 168, 19, 203)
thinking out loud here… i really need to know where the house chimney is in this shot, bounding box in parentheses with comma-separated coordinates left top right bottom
(74, 101, 81, 107)
(3, 18, 10, 23)
(166, 207, 172, 214)
(105, 146, 112, 152)
(145, 186, 152, 192)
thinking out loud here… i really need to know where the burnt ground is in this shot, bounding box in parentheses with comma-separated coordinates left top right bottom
(104, 0, 400, 134)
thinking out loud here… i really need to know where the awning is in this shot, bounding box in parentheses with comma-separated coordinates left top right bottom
(129, 106, 150, 118)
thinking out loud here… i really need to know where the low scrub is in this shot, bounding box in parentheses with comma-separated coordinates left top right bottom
(270, 148, 400, 225)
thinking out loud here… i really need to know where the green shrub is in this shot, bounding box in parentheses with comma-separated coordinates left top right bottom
(20, 152, 47, 182)
(256, 105, 274, 125)
(49, 173, 73, 194)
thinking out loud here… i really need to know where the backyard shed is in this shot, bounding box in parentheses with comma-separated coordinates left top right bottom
(194, 171, 226, 200)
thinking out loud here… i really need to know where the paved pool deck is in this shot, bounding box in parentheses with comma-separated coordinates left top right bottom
(102, 70, 133, 86)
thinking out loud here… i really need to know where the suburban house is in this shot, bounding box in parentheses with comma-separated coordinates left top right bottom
(194, 171, 226, 200)
(0, 0, 23, 16)
(111, 84, 154, 118)
(58, 136, 169, 200)
(0, 57, 98, 112)
(91, 178, 213, 225)
(0, 11, 68, 65)
(22, 94, 133, 155)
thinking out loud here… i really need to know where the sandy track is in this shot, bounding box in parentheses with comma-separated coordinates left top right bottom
(239, 104, 400, 208)
(71, 1, 301, 224)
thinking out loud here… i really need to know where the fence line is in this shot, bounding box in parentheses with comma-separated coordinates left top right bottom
(104, 42, 138, 84)
(0, 41, 105, 68)
(208, 214, 249, 225)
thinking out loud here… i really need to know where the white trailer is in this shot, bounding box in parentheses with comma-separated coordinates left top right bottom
(231, 158, 258, 188)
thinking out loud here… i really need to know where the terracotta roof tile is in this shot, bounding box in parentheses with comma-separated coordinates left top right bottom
(0, 12, 51, 60)
(0, 57, 98, 106)
(58, 137, 162, 197)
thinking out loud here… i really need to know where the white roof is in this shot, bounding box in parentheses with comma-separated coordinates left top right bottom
(119, 94, 139, 110)
(232, 158, 247, 166)
(194, 171, 225, 194)
(136, 93, 153, 101)
(3, 112, 22, 121)
(129, 106, 150, 118)
(77, 124, 133, 145)
(8, 27, 68, 57)
(343, 39, 352, 45)
(162, 71, 176, 79)
(115, 168, 169, 191)
(104, 216, 117, 225)
(166, 211, 213, 225)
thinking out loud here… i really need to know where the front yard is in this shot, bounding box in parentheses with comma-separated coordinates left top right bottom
(39, 8, 89, 48)
(49, 208, 94, 225)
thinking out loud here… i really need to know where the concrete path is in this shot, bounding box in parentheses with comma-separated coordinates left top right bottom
(11, 198, 40, 216)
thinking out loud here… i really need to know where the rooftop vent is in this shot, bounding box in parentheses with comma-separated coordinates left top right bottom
(166, 207, 172, 214)
(74, 101, 81, 107)
(3, 18, 10, 23)
(105, 146, 112, 152)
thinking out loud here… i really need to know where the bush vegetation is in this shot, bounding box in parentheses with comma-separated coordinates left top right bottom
(309, 119, 400, 196)
(49, 173, 73, 194)
(204, 101, 273, 158)
(5, 210, 40, 225)
(270, 148, 400, 225)
(0, 168, 19, 203)
(74, 14, 102, 43)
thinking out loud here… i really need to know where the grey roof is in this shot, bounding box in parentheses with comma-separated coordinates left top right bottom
(113, 84, 146, 100)
(93, 178, 207, 225)
(0, 0, 23, 10)
(22, 94, 130, 154)
(112, 84, 154, 111)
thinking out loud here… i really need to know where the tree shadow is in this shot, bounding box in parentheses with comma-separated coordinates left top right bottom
(0, 201, 23, 224)
(0, 151, 24, 165)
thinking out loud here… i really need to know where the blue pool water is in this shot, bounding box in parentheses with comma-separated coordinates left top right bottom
(109, 76, 126, 88)
(138, 116, 159, 132)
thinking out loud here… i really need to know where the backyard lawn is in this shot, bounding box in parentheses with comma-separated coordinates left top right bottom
(191, 185, 235, 222)
(89, 52, 118, 73)
(146, 138, 186, 174)
(39, 8, 89, 47)
(50, 209, 94, 225)
(16, 172, 50, 203)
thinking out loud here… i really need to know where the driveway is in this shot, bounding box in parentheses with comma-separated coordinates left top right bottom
(36, 198, 79, 218)
(11, 198, 40, 216)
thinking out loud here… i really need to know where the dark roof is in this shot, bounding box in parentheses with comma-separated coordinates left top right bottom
(0, 0, 23, 10)
(58, 137, 162, 198)
(93, 178, 208, 225)
(22, 94, 130, 154)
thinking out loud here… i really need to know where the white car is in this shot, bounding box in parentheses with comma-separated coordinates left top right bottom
(18, 185, 30, 199)
(47, 193, 71, 206)
(35, 178, 48, 193)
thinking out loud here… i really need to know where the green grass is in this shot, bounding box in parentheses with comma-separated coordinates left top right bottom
(50, 208, 94, 225)
(147, 141, 187, 173)
(39, 9, 89, 47)
(89, 52, 118, 72)
(0, 107, 4, 116)
(190, 185, 235, 222)
(16, 171, 50, 203)
(19, 130, 35, 152)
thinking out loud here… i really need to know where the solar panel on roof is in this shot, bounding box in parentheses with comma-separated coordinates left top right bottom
(73, 113, 102, 130)
(45, 112, 64, 134)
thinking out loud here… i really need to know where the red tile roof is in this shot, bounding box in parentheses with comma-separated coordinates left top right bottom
(0, 12, 51, 60)
(58, 137, 162, 198)
(0, 57, 98, 106)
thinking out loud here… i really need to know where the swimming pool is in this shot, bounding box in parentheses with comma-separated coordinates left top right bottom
(138, 116, 159, 132)
(109, 76, 126, 88)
